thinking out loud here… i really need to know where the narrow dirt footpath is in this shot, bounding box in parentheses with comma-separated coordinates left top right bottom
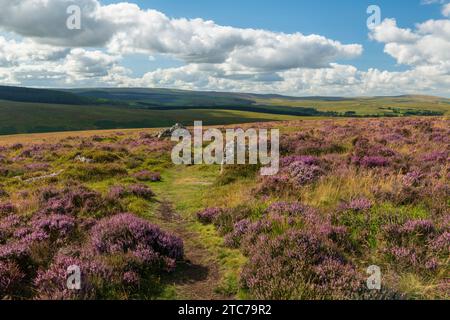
(150, 166, 232, 300)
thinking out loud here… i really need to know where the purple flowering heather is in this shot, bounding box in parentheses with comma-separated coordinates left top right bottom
(312, 257, 363, 299)
(0, 202, 16, 216)
(34, 253, 111, 300)
(38, 186, 105, 217)
(24, 163, 50, 172)
(0, 241, 29, 260)
(90, 213, 183, 270)
(266, 202, 309, 216)
(123, 271, 140, 286)
(0, 214, 22, 241)
(224, 219, 251, 248)
(429, 232, 450, 253)
(280, 155, 320, 167)
(241, 229, 364, 300)
(359, 156, 390, 168)
(197, 208, 222, 224)
(107, 185, 128, 200)
(402, 171, 423, 187)
(421, 151, 448, 163)
(0, 260, 25, 296)
(387, 246, 418, 266)
(30, 214, 77, 241)
(127, 184, 155, 200)
(288, 161, 324, 186)
(133, 170, 162, 182)
(340, 198, 373, 212)
(385, 219, 436, 244)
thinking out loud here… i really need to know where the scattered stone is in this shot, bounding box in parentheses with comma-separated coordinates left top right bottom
(22, 170, 64, 182)
(74, 155, 93, 163)
(158, 123, 187, 139)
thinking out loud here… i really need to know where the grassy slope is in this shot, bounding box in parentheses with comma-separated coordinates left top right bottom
(0, 99, 302, 135)
(258, 95, 450, 115)
(0, 86, 449, 135)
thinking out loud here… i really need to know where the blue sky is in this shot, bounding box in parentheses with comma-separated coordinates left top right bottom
(109, 0, 446, 74)
(0, 0, 449, 96)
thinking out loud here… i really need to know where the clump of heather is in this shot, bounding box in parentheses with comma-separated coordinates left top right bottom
(106, 185, 128, 200)
(288, 160, 324, 186)
(280, 155, 320, 167)
(224, 219, 251, 248)
(266, 202, 310, 216)
(402, 171, 423, 188)
(0, 260, 25, 297)
(29, 214, 77, 243)
(240, 229, 365, 299)
(34, 251, 111, 300)
(255, 175, 291, 195)
(90, 213, 183, 271)
(197, 208, 222, 224)
(0, 203, 16, 216)
(339, 198, 373, 212)
(128, 184, 155, 200)
(24, 163, 50, 172)
(133, 170, 161, 182)
(1, 209, 184, 299)
(383, 219, 449, 273)
(37, 185, 118, 218)
(421, 151, 448, 164)
(106, 184, 156, 201)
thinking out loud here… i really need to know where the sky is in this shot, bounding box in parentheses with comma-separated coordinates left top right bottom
(0, 0, 449, 97)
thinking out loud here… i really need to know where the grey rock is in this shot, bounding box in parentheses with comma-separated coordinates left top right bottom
(157, 123, 187, 139)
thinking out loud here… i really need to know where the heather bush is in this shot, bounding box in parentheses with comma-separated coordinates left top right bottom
(0, 260, 25, 297)
(24, 163, 50, 172)
(29, 214, 77, 243)
(339, 198, 373, 212)
(382, 219, 449, 273)
(90, 213, 183, 271)
(240, 229, 366, 299)
(1, 209, 185, 299)
(107, 185, 128, 200)
(128, 184, 155, 200)
(213, 205, 256, 235)
(133, 170, 162, 182)
(37, 185, 118, 218)
(288, 160, 324, 186)
(224, 219, 251, 248)
(265, 201, 313, 217)
(255, 175, 292, 195)
(197, 207, 222, 224)
(0, 202, 16, 216)
(34, 251, 112, 300)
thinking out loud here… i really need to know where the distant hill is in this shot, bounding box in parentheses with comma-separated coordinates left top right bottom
(0, 86, 92, 105)
(0, 85, 448, 135)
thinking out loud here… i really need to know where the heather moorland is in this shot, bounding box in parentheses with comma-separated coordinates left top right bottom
(0, 117, 448, 300)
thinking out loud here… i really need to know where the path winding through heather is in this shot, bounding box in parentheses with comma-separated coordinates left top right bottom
(158, 213, 227, 300)
(151, 167, 231, 300)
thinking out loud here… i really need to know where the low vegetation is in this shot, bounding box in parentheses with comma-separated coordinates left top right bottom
(0, 117, 448, 300)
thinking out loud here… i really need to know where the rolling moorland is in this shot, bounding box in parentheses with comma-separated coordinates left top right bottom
(0, 117, 448, 300)
(0, 85, 449, 135)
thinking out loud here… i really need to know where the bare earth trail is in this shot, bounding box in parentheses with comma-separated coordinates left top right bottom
(149, 166, 233, 300)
